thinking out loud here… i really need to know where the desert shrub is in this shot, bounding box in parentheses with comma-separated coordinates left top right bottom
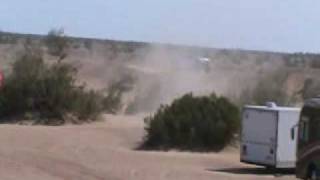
(84, 40, 93, 51)
(311, 59, 320, 69)
(142, 93, 240, 152)
(300, 78, 320, 99)
(103, 74, 135, 114)
(237, 69, 292, 107)
(72, 43, 81, 49)
(0, 47, 115, 125)
(71, 89, 105, 121)
(284, 54, 306, 68)
(44, 28, 69, 60)
(0, 31, 18, 44)
(0, 31, 7, 44)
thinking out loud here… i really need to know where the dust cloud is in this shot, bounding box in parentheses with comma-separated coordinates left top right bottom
(123, 45, 282, 113)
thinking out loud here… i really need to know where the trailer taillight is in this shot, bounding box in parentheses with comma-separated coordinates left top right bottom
(0, 71, 3, 88)
(242, 145, 247, 155)
(270, 148, 274, 155)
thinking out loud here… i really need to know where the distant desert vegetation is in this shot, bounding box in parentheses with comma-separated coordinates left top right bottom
(1, 31, 320, 114)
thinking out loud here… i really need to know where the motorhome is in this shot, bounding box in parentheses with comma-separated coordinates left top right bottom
(295, 97, 320, 179)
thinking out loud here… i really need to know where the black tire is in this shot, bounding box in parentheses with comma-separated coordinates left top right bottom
(265, 166, 275, 171)
(309, 168, 319, 180)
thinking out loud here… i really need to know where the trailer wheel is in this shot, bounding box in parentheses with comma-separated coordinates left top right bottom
(308, 165, 319, 180)
(310, 169, 318, 180)
(265, 166, 275, 171)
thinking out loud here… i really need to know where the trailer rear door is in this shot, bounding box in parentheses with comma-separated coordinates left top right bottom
(241, 108, 278, 166)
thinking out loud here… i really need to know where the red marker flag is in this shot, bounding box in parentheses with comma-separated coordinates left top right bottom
(0, 71, 3, 88)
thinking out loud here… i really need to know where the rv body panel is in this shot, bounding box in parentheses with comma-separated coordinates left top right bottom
(276, 110, 300, 168)
(241, 108, 278, 166)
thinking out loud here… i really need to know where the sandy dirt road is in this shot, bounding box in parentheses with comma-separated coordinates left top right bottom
(0, 115, 296, 180)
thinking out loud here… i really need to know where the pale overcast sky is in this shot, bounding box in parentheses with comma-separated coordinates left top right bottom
(0, 0, 319, 53)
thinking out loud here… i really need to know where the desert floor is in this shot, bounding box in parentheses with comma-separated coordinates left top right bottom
(0, 114, 296, 180)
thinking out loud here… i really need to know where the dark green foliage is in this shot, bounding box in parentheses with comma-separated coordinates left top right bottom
(142, 93, 240, 152)
(0, 47, 117, 125)
(72, 89, 105, 121)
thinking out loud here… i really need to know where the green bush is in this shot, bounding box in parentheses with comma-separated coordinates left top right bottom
(142, 93, 240, 152)
(0, 46, 116, 125)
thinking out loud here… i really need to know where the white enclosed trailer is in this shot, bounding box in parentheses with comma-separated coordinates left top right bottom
(240, 103, 301, 168)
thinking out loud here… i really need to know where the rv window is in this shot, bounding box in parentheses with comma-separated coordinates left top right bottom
(303, 121, 309, 142)
(299, 116, 309, 142)
(311, 116, 320, 141)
